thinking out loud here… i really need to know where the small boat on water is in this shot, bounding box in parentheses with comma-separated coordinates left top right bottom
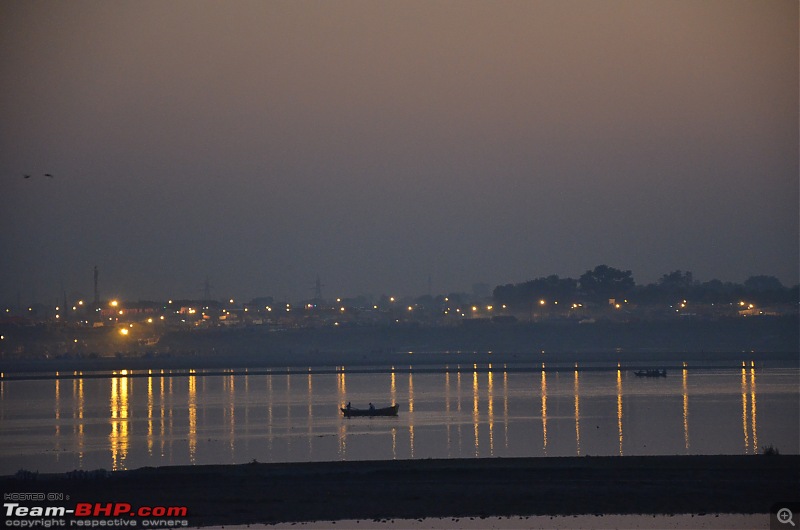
(341, 403, 399, 417)
(634, 369, 667, 378)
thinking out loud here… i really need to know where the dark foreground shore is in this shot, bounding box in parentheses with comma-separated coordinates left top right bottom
(3, 455, 797, 526)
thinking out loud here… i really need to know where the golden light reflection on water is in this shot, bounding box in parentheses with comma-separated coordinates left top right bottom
(503, 368, 509, 451)
(284, 374, 291, 454)
(574, 370, 581, 456)
(109, 374, 130, 470)
(408, 371, 415, 458)
(337, 369, 347, 459)
(741, 366, 759, 453)
(540, 369, 548, 455)
(616, 369, 623, 456)
(487, 366, 494, 456)
(73, 377, 85, 465)
(243, 374, 250, 446)
(53, 378, 62, 462)
(390, 369, 396, 406)
(226, 375, 236, 456)
(188, 374, 197, 463)
(267, 374, 273, 454)
(750, 367, 757, 452)
(307, 373, 314, 452)
(444, 369, 452, 457)
(146, 376, 153, 456)
(159, 376, 166, 458)
(741, 368, 749, 453)
(456, 368, 463, 455)
(167, 376, 174, 459)
(682, 368, 689, 451)
(12, 364, 786, 473)
(472, 367, 479, 457)
(337, 368, 346, 406)
(54, 378, 60, 439)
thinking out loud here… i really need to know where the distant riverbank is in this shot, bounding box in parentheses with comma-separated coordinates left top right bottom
(1, 317, 797, 374)
(1, 348, 797, 377)
(3, 455, 797, 526)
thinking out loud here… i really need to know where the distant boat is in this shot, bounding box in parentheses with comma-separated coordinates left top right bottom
(341, 404, 399, 417)
(634, 369, 667, 378)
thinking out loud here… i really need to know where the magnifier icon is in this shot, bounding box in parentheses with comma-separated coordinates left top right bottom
(778, 508, 795, 526)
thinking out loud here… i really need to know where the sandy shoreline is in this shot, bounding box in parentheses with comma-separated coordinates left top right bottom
(2, 455, 797, 527)
(222, 513, 765, 529)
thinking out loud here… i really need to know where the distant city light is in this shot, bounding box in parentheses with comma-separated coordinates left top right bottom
(119, 328, 129, 336)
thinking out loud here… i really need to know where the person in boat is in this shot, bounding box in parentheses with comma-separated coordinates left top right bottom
(369, 403, 375, 411)
(346, 402, 351, 411)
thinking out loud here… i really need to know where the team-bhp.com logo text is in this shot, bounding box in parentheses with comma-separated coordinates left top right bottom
(4, 502, 189, 527)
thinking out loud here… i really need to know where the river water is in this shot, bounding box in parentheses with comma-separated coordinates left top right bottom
(0, 363, 797, 475)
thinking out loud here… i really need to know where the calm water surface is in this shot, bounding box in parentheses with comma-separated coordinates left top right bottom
(0, 364, 797, 474)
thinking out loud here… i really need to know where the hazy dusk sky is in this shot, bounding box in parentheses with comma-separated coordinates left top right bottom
(1, 0, 797, 304)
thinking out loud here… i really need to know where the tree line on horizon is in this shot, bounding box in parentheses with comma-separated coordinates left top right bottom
(492, 265, 799, 308)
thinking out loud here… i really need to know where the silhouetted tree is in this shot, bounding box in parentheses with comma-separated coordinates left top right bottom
(659, 270, 694, 289)
(579, 265, 634, 304)
(743, 275, 784, 292)
(743, 275, 794, 305)
(493, 275, 577, 308)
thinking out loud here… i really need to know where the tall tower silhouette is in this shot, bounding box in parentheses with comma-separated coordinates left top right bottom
(312, 275, 324, 304)
(202, 277, 212, 300)
(93, 266, 99, 306)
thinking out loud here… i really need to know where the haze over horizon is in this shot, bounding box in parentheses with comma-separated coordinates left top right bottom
(1, 1, 797, 305)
